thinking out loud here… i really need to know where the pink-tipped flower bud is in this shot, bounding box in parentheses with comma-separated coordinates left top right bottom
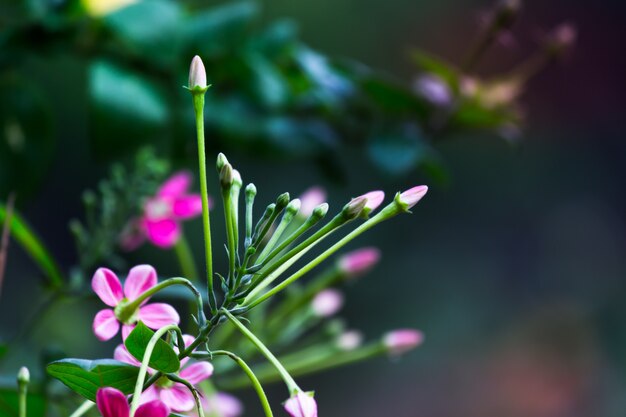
(336, 330, 363, 351)
(383, 329, 424, 356)
(338, 247, 381, 278)
(189, 55, 207, 89)
(343, 195, 368, 219)
(298, 187, 327, 218)
(311, 289, 344, 317)
(284, 391, 317, 417)
(359, 190, 385, 214)
(397, 185, 428, 210)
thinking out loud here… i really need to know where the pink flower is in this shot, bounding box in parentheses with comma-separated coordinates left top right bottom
(298, 187, 327, 218)
(114, 335, 214, 413)
(96, 387, 169, 417)
(92, 265, 180, 341)
(337, 247, 381, 277)
(336, 330, 363, 351)
(284, 391, 317, 417)
(311, 289, 344, 317)
(120, 171, 206, 250)
(195, 392, 243, 417)
(398, 185, 428, 209)
(383, 329, 424, 356)
(353, 190, 385, 214)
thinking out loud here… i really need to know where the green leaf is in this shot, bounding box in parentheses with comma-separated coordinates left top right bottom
(367, 124, 426, 176)
(409, 50, 460, 91)
(125, 322, 180, 374)
(47, 359, 140, 402)
(360, 76, 429, 118)
(450, 99, 518, 130)
(0, 387, 46, 417)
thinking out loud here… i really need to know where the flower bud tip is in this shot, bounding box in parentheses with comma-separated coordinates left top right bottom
(398, 185, 428, 209)
(338, 247, 381, 277)
(189, 55, 207, 89)
(311, 289, 344, 317)
(17, 367, 30, 384)
(383, 329, 424, 355)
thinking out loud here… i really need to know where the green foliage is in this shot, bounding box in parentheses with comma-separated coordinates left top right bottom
(125, 322, 180, 374)
(69, 148, 169, 274)
(0, 387, 46, 417)
(46, 359, 140, 402)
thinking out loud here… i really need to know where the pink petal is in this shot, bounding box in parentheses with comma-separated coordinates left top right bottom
(172, 195, 203, 219)
(139, 303, 180, 329)
(159, 384, 195, 412)
(284, 392, 317, 417)
(93, 309, 120, 341)
(298, 187, 327, 218)
(124, 264, 157, 302)
(92, 268, 123, 307)
(114, 345, 141, 367)
(180, 362, 213, 384)
(143, 218, 181, 248)
(138, 386, 160, 405)
(96, 387, 129, 417)
(122, 324, 135, 341)
(135, 400, 170, 417)
(158, 171, 192, 198)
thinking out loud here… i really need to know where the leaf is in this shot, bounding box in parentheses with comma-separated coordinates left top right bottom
(409, 50, 460, 91)
(367, 124, 426, 176)
(88, 60, 169, 160)
(360, 76, 429, 118)
(47, 359, 140, 402)
(125, 322, 180, 374)
(450, 99, 518, 130)
(0, 387, 46, 417)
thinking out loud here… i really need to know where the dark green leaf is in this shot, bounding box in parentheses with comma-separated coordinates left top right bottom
(450, 99, 518, 130)
(47, 359, 140, 402)
(367, 124, 425, 176)
(125, 322, 180, 374)
(361, 77, 429, 118)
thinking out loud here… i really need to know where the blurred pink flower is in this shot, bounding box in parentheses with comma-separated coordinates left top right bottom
(114, 335, 213, 413)
(284, 391, 317, 417)
(120, 171, 207, 250)
(195, 392, 244, 417)
(311, 289, 344, 317)
(92, 265, 180, 341)
(96, 387, 169, 417)
(383, 329, 424, 356)
(298, 187, 327, 218)
(338, 247, 381, 277)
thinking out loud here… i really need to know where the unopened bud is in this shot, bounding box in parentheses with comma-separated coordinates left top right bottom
(285, 198, 301, 216)
(275, 192, 290, 212)
(383, 329, 424, 356)
(17, 367, 30, 384)
(343, 196, 367, 220)
(189, 55, 207, 89)
(220, 163, 234, 188)
(336, 330, 363, 351)
(357, 190, 385, 217)
(246, 183, 257, 198)
(298, 187, 327, 218)
(396, 185, 428, 211)
(338, 247, 381, 278)
(284, 391, 317, 417)
(311, 289, 344, 317)
(311, 203, 329, 221)
(216, 153, 229, 172)
(232, 169, 242, 188)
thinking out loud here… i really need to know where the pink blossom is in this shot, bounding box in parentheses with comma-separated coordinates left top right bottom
(354, 190, 385, 213)
(298, 187, 327, 218)
(194, 392, 244, 417)
(284, 391, 317, 417)
(114, 335, 213, 413)
(120, 171, 207, 250)
(311, 289, 344, 317)
(189, 55, 207, 89)
(398, 185, 428, 209)
(383, 329, 424, 356)
(336, 330, 363, 351)
(338, 247, 380, 277)
(96, 387, 169, 417)
(92, 265, 180, 341)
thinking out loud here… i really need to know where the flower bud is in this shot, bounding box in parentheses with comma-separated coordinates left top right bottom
(246, 183, 257, 198)
(311, 203, 329, 221)
(298, 187, 327, 218)
(189, 55, 207, 89)
(284, 391, 317, 417)
(338, 247, 381, 278)
(220, 163, 234, 189)
(358, 190, 385, 216)
(275, 192, 290, 212)
(383, 329, 424, 356)
(285, 198, 301, 216)
(311, 289, 344, 317)
(216, 153, 229, 172)
(232, 169, 242, 188)
(414, 75, 452, 107)
(396, 185, 428, 210)
(336, 330, 363, 351)
(547, 23, 577, 55)
(17, 367, 30, 384)
(342, 196, 367, 220)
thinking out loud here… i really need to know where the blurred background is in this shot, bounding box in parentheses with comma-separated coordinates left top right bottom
(1, 0, 626, 416)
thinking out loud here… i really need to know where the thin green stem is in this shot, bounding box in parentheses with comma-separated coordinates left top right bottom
(222, 309, 299, 392)
(192, 91, 215, 314)
(130, 324, 180, 417)
(222, 190, 237, 285)
(167, 374, 206, 417)
(174, 235, 199, 282)
(68, 400, 94, 417)
(212, 350, 274, 417)
(17, 383, 26, 417)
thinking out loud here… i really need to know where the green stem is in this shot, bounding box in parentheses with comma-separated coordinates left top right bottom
(174, 235, 199, 282)
(192, 91, 215, 314)
(17, 383, 26, 417)
(212, 350, 274, 417)
(222, 190, 236, 285)
(222, 309, 299, 393)
(167, 374, 206, 417)
(130, 324, 180, 417)
(68, 400, 94, 417)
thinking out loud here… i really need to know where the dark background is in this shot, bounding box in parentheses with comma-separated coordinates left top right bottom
(2, 0, 626, 416)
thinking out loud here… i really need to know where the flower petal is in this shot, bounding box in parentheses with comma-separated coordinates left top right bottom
(180, 362, 213, 384)
(114, 344, 141, 367)
(135, 400, 170, 417)
(138, 386, 160, 405)
(124, 264, 157, 302)
(143, 218, 181, 248)
(172, 195, 203, 219)
(93, 309, 120, 341)
(96, 387, 129, 417)
(205, 392, 244, 417)
(158, 171, 192, 198)
(159, 384, 195, 412)
(284, 392, 317, 417)
(92, 268, 123, 307)
(122, 324, 135, 341)
(138, 303, 180, 329)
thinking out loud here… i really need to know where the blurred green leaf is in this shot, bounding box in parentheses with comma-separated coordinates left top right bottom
(89, 60, 169, 160)
(0, 74, 54, 198)
(360, 76, 428, 118)
(0, 387, 46, 417)
(47, 359, 140, 402)
(367, 124, 426, 175)
(409, 50, 460, 91)
(244, 53, 289, 108)
(451, 99, 517, 130)
(125, 322, 180, 374)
